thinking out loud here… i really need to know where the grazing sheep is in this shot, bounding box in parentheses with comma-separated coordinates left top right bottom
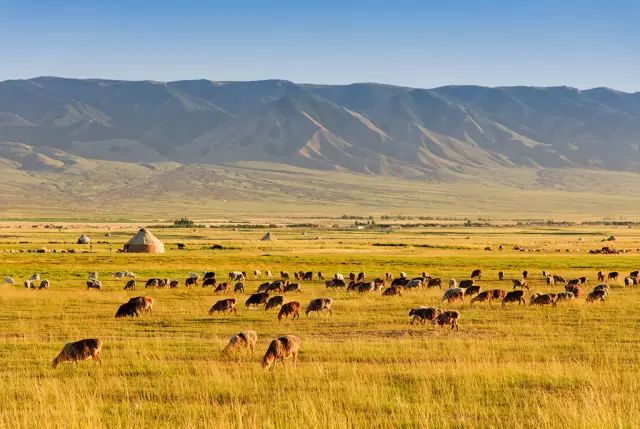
(464, 285, 480, 297)
(579, 276, 588, 285)
(257, 282, 271, 293)
(522, 270, 528, 280)
(565, 284, 583, 298)
(277, 302, 301, 321)
(434, 310, 460, 331)
(470, 269, 482, 280)
(265, 270, 272, 278)
(597, 271, 605, 282)
(202, 278, 217, 288)
(265, 295, 284, 311)
(624, 277, 634, 287)
(356, 272, 366, 282)
(234, 282, 245, 293)
(448, 279, 457, 289)
(607, 272, 619, 282)
(409, 307, 441, 324)
(266, 280, 287, 293)
(529, 293, 557, 306)
(458, 279, 474, 289)
(284, 283, 302, 293)
(128, 296, 154, 314)
(555, 292, 575, 304)
(586, 289, 607, 303)
(491, 289, 507, 300)
(209, 298, 237, 315)
(498, 271, 504, 281)
(303, 271, 313, 281)
(334, 272, 345, 281)
(373, 278, 386, 291)
(185, 277, 198, 287)
(441, 288, 464, 304)
(553, 274, 566, 284)
(260, 335, 300, 370)
(546, 275, 555, 287)
(512, 279, 528, 290)
(157, 279, 168, 288)
(228, 271, 245, 281)
(427, 278, 442, 288)
(86, 279, 102, 290)
(280, 271, 290, 280)
(391, 277, 409, 287)
(629, 270, 639, 278)
(357, 282, 375, 293)
(38, 280, 49, 290)
(4, 277, 15, 285)
(124, 279, 136, 290)
(214, 282, 230, 293)
(325, 279, 346, 288)
(317, 271, 325, 280)
(51, 338, 103, 368)
(246, 293, 270, 308)
(223, 331, 257, 354)
(502, 290, 525, 306)
(382, 285, 402, 296)
(306, 298, 333, 317)
(593, 284, 609, 295)
(145, 278, 159, 288)
(115, 301, 141, 318)
(348, 273, 356, 282)
(203, 271, 216, 280)
(404, 279, 423, 289)
(253, 270, 261, 279)
(470, 290, 492, 305)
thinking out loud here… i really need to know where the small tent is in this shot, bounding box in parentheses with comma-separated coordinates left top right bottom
(124, 228, 165, 253)
(261, 232, 276, 241)
(77, 234, 91, 244)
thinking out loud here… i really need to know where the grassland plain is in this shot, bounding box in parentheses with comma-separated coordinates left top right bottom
(1, 223, 640, 428)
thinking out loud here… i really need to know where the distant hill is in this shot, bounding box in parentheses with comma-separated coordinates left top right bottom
(1, 77, 639, 176)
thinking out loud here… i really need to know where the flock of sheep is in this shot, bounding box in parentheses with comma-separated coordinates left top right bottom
(8, 266, 640, 371)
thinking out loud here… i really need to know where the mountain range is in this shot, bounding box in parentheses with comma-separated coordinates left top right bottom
(1, 77, 639, 177)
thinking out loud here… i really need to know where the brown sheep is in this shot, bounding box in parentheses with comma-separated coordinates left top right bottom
(607, 272, 619, 282)
(214, 282, 230, 294)
(555, 292, 575, 304)
(597, 271, 605, 282)
(283, 283, 302, 293)
(257, 282, 271, 293)
(522, 270, 528, 280)
(51, 338, 103, 368)
(202, 278, 217, 288)
(86, 279, 101, 290)
(458, 279, 474, 289)
(464, 285, 481, 297)
(261, 335, 300, 370)
(427, 277, 442, 288)
(470, 290, 492, 305)
(586, 289, 607, 303)
(409, 307, 441, 324)
(373, 278, 386, 290)
(209, 298, 237, 315)
(433, 310, 460, 331)
(234, 282, 245, 293)
(356, 272, 366, 282)
(512, 279, 528, 290)
(128, 296, 154, 314)
(245, 293, 269, 307)
(553, 274, 566, 284)
(38, 280, 49, 290)
(115, 301, 141, 318)
(357, 282, 375, 293)
(277, 302, 301, 321)
(280, 271, 290, 280)
(491, 289, 507, 300)
(223, 331, 257, 354)
(594, 284, 609, 294)
(546, 275, 555, 287)
(169, 280, 179, 289)
(391, 277, 409, 287)
(565, 284, 582, 298)
(303, 272, 313, 281)
(305, 298, 333, 317)
(470, 269, 482, 280)
(382, 285, 402, 296)
(498, 271, 504, 281)
(317, 271, 325, 280)
(502, 290, 525, 306)
(529, 293, 557, 306)
(265, 295, 284, 311)
(325, 279, 346, 288)
(441, 288, 464, 304)
(185, 277, 198, 287)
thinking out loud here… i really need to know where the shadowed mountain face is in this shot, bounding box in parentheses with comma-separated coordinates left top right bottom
(1, 77, 639, 175)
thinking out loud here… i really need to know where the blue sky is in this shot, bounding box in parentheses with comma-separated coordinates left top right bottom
(0, 0, 638, 91)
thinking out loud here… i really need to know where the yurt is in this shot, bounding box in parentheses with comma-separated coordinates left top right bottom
(124, 228, 165, 253)
(77, 233, 91, 244)
(261, 232, 276, 241)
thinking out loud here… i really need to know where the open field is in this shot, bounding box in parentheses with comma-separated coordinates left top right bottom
(1, 222, 640, 428)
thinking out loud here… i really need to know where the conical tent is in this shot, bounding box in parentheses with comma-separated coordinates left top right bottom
(261, 232, 276, 241)
(77, 234, 91, 244)
(124, 228, 165, 253)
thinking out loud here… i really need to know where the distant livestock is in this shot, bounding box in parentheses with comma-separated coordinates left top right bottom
(124, 279, 136, 290)
(51, 338, 103, 368)
(458, 279, 474, 289)
(434, 310, 460, 331)
(586, 289, 607, 303)
(209, 298, 237, 315)
(265, 296, 284, 311)
(409, 307, 441, 324)
(530, 293, 557, 306)
(306, 298, 333, 317)
(325, 279, 346, 288)
(261, 335, 300, 370)
(470, 269, 482, 280)
(278, 302, 301, 321)
(470, 290, 492, 305)
(223, 331, 257, 354)
(441, 288, 464, 304)
(246, 293, 270, 307)
(512, 279, 528, 290)
(502, 290, 525, 305)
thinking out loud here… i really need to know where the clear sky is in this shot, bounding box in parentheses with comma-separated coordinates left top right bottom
(0, 0, 638, 91)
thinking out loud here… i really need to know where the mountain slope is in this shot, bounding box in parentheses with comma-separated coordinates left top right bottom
(1, 77, 640, 175)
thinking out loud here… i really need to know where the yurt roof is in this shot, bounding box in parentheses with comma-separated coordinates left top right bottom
(126, 228, 163, 245)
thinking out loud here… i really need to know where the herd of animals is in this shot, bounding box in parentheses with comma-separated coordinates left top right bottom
(6, 267, 640, 371)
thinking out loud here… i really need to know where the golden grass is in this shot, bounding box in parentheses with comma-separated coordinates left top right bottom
(1, 223, 640, 428)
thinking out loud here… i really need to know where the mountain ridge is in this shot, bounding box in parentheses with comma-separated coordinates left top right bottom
(1, 76, 639, 176)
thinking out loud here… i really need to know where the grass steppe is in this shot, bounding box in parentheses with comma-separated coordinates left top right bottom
(1, 223, 640, 428)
